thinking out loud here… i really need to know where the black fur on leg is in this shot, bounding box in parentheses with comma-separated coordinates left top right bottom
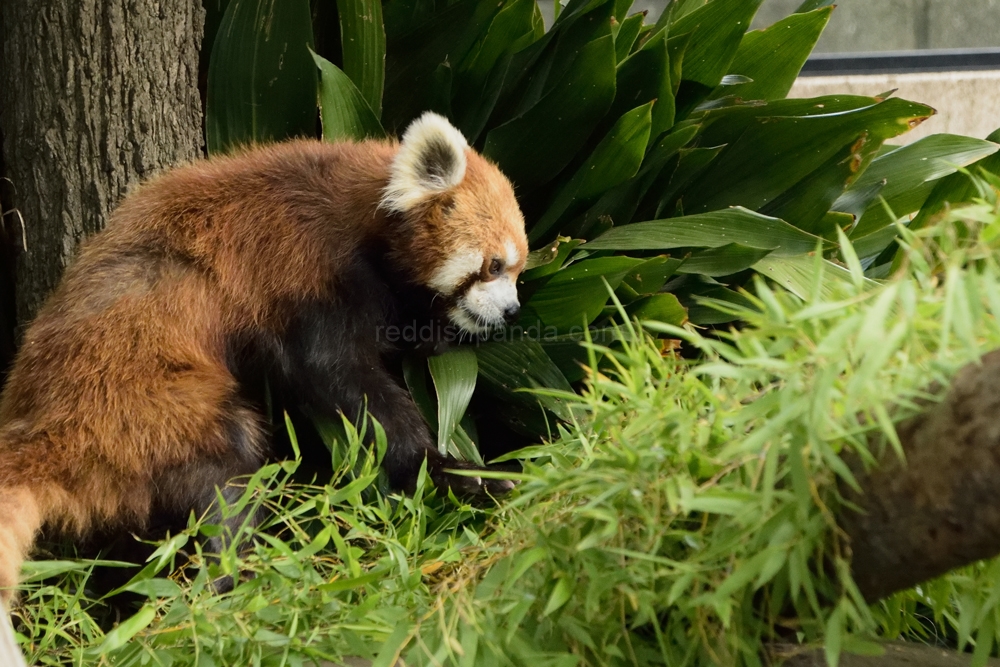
(149, 404, 267, 591)
(271, 250, 513, 498)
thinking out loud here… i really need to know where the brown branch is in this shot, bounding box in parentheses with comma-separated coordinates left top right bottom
(777, 642, 1000, 666)
(842, 350, 1000, 601)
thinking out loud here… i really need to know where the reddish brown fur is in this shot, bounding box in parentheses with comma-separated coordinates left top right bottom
(0, 137, 524, 601)
(397, 151, 528, 285)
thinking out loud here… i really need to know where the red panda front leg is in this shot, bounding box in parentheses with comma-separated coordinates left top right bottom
(277, 295, 511, 497)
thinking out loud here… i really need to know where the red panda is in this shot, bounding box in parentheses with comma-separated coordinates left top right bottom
(0, 112, 528, 602)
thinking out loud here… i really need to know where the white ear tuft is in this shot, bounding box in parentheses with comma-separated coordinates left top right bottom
(381, 112, 468, 213)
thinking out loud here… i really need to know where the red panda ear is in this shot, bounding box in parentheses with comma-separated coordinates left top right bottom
(382, 112, 468, 213)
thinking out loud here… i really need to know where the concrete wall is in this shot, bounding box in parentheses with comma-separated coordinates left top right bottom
(753, 0, 1000, 52)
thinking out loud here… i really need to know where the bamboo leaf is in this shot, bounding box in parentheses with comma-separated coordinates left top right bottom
(87, 605, 157, 657)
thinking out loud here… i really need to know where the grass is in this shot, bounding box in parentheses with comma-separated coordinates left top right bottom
(14, 186, 1000, 666)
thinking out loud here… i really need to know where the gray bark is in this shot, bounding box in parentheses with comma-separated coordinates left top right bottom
(0, 0, 205, 323)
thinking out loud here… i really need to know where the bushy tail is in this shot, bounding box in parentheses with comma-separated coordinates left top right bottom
(0, 486, 42, 604)
(0, 598, 28, 667)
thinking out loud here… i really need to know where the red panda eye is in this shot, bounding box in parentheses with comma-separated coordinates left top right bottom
(489, 258, 503, 276)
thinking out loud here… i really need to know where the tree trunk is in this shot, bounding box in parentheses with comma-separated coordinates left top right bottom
(843, 350, 1000, 601)
(0, 0, 205, 323)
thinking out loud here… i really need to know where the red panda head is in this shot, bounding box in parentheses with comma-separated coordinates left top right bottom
(381, 112, 529, 336)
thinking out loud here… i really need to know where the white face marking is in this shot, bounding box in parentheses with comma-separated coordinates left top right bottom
(504, 239, 520, 268)
(452, 275, 519, 334)
(427, 249, 483, 295)
(448, 306, 489, 336)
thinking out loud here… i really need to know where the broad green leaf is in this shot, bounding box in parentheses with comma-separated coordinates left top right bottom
(623, 256, 686, 294)
(628, 293, 687, 324)
(676, 243, 773, 276)
(475, 339, 573, 419)
(683, 98, 936, 215)
(459, 0, 537, 89)
(484, 34, 617, 190)
(521, 239, 586, 281)
(481, 0, 612, 139)
(586, 208, 822, 256)
(671, 0, 765, 89)
(760, 136, 883, 235)
(428, 349, 479, 456)
(206, 0, 317, 154)
(453, 0, 538, 141)
(614, 12, 646, 62)
(647, 144, 725, 219)
(685, 285, 756, 325)
(850, 224, 904, 261)
(754, 255, 876, 300)
(312, 50, 385, 142)
(910, 128, 1000, 232)
(523, 256, 645, 330)
(670, 0, 707, 22)
(573, 124, 699, 237)
(337, 0, 385, 117)
(717, 7, 832, 102)
(612, 0, 633, 22)
(541, 327, 620, 382)
(530, 102, 653, 242)
(382, 0, 502, 131)
(846, 134, 1000, 237)
(609, 29, 674, 146)
(697, 94, 904, 147)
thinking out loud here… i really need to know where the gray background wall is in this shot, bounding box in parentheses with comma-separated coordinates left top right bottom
(542, 1, 1000, 51)
(753, 0, 1000, 53)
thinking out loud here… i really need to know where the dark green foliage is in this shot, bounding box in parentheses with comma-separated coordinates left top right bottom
(202, 0, 1000, 460)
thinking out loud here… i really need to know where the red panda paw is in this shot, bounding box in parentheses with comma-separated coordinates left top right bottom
(429, 458, 516, 499)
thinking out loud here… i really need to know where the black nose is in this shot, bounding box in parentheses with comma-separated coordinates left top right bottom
(503, 304, 520, 324)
